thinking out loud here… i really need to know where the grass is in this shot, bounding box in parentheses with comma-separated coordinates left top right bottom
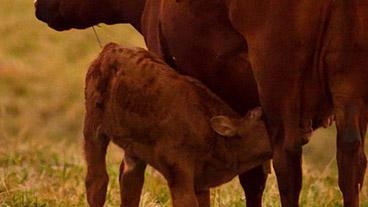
(0, 0, 367, 206)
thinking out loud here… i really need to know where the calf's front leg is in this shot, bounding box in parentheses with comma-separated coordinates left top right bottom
(167, 164, 199, 207)
(239, 165, 268, 207)
(119, 155, 147, 207)
(195, 189, 210, 207)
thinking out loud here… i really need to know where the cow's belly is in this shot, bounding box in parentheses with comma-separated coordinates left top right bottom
(160, 0, 260, 114)
(173, 50, 259, 114)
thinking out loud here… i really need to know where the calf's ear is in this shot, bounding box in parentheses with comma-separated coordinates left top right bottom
(210, 116, 238, 137)
(247, 107, 263, 120)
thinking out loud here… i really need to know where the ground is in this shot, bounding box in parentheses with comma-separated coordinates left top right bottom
(0, 0, 367, 206)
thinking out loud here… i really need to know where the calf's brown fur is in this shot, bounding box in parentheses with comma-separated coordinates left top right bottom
(84, 43, 272, 207)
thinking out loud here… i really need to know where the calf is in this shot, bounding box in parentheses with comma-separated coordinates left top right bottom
(84, 43, 272, 207)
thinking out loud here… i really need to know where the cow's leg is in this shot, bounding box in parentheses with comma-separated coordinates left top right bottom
(195, 189, 210, 207)
(272, 130, 302, 207)
(358, 128, 367, 191)
(119, 155, 147, 207)
(268, 110, 303, 207)
(84, 132, 110, 207)
(239, 165, 267, 207)
(335, 102, 367, 207)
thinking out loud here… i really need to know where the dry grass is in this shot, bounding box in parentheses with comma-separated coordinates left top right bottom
(0, 0, 367, 206)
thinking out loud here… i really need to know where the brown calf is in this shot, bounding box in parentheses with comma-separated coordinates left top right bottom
(84, 43, 272, 207)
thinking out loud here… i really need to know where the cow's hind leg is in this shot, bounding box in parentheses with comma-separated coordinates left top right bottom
(270, 118, 303, 207)
(358, 128, 367, 191)
(335, 101, 367, 207)
(84, 132, 110, 207)
(119, 155, 147, 207)
(273, 143, 302, 207)
(239, 165, 267, 207)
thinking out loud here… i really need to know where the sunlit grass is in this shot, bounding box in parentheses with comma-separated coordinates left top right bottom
(0, 0, 367, 206)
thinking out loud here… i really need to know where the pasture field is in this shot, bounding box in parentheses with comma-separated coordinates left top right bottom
(0, 0, 367, 206)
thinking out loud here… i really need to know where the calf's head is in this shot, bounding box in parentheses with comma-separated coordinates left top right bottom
(211, 107, 272, 164)
(34, 0, 145, 31)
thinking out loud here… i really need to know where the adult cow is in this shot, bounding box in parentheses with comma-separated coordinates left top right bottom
(227, 1, 368, 206)
(34, 0, 268, 206)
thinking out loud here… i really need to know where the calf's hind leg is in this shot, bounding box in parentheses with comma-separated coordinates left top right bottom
(335, 101, 367, 207)
(84, 132, 110, 207)
(119, 155, 147, 207)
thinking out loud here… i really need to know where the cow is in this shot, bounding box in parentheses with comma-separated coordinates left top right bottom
(35, 0, 368, 206)
(34, 0, 269, 206)
(226, 0, 368, 206)
(84, 42, 272, 207)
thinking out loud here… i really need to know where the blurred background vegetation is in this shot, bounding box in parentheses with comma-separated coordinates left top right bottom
(0, 0, 367, 206)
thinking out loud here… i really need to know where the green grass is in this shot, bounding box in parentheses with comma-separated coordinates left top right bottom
(0, 0, 367, 206)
